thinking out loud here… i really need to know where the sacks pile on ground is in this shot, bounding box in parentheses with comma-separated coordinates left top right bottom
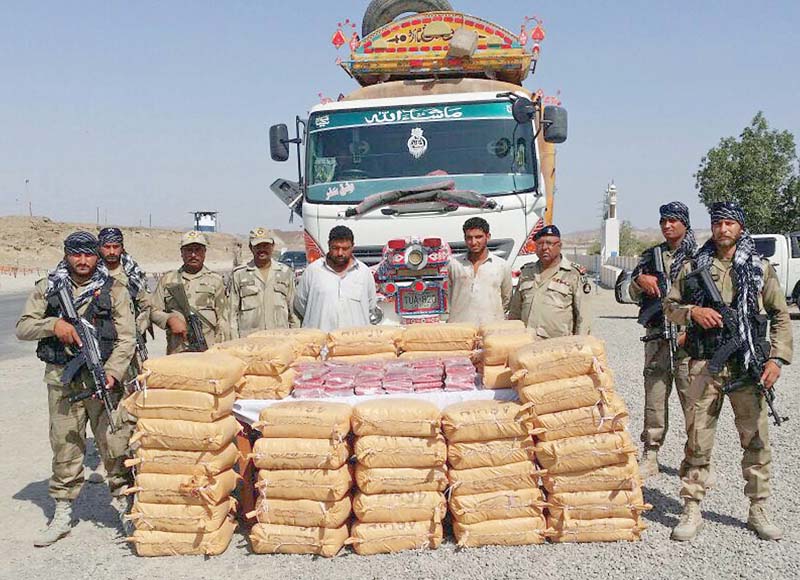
(248, 401, 353, 557)
(478, 320, 534, 389)
(349, 399, 447, 555)
(123, 353, 245, 556)
(396, 322, 477, 362)
(509, 335, 648, 542)
(327, 326, 402, 363)
(212, 336, 298, 400)
(442, 400, 545, 547)
(249, 328, 327, 361)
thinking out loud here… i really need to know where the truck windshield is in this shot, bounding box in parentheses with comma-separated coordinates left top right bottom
(306, 101, 536, 203)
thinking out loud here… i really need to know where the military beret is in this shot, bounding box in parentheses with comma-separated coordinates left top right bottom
(533, 224, 561, 241)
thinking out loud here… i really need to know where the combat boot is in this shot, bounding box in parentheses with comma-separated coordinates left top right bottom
(34, 499, 73, 547)
(639, 448, 659, 479)
(748, 500, 783, 541)
(671, 499, 703, 541)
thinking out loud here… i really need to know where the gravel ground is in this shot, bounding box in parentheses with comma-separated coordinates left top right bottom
(2, 289, 799, 580)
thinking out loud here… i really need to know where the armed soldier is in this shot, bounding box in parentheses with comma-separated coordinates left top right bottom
(229, 227, 299, 338)
(98, 227, 151, 369)
(16, 232, 136, 547)
(665, 202, 793, 541)
(509, 225, 589, 337)
(629, 202, 696, 478)
(151, 231, 230, 354)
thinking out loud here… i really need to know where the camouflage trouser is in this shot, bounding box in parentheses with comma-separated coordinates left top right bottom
(641, 335, 691, 449)
(47, 382, 134, 500)
(680, 360, 771, 502)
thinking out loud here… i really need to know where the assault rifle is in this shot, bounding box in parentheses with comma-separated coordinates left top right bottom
(166, 283, 208, 352)
(686, 265, 788, 426)
(638, 246, 679, 371)
(56, 281, 118, 432)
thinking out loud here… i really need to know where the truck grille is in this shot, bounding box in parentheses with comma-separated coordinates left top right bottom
(354, 238, 515, 266)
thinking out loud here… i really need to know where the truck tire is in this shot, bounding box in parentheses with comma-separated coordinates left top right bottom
(362, 0, 454, 37)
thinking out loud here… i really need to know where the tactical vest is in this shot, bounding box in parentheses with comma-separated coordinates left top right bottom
(36, 279, 117, 366)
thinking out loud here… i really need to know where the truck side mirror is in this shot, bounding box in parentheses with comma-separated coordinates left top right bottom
(269, 124, 291, 162)
(543, 106, 568, 143)
(511, 97, 536, 124)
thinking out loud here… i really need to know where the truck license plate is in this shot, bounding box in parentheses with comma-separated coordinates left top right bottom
(400, 289, 441, 313)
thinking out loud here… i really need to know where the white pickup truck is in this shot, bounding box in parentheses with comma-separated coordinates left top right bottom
(753, 232, 800, 306)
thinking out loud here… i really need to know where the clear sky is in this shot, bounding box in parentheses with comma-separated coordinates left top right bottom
(1, 1, 798, 235)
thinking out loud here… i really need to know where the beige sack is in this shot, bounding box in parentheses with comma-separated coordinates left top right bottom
(248, 496, 351, 528)
(256, 401, 351, 441)
(354, 465, 448, 494)
(122, 387, 236, 422)
(546, 516, 646, 543)
(238, 370, 295, 400)
(548, 486, 650, 521)
(354, 435, 446, 468)
(130, 469, 240, 505)
(352, 399, 440, 437)
(251, 437, 350, 470)
(448, 461, 539, 497)
(125, 443, 240, 476)
(127, 497, 236, 533)
(130, 415, 241, 452)
(453, 516, 547, 547)
(481, 332, 535, 366)
(479, 320, 526, 335)
(327, 352, 399, 363)
(449, 487, 545, 524)
(441, 400, 532, 443)
(447, 436, 535, 470)
(509, 335, 608, 386)
(531, 392, 629, 441)
(327, 326, 402, 356)
(140, 353, 246, 393)
(256, 465, 352, 501)
(211, 338, 296, 376)
(481, 365, 515, 390)
(518, 370, 614, 415)
(542, 456, 640, 494)
(128, 516, 236, 557)
(398, 350, 474, 361)
(248, 328, 327, 357)
(397, 322, 477, 352)
(349, 521, 443, 556)
(535, 431, 637, 474)
(353, 491, 446, 523)
(250, 523, 348, 557)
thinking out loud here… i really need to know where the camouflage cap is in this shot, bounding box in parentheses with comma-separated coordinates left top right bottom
(249, 227, 275, 245)
(181, 230, 208, 247)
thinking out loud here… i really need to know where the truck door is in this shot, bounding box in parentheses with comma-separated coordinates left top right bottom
(754, 235, 788, 296)
(789, 232, 800, 303)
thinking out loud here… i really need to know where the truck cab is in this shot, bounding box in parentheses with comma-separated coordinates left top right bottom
(753, 232, 800, 305)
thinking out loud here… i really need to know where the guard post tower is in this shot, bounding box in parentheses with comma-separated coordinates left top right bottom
(191, 211, 218, 233)
(601, 182, 619, 263)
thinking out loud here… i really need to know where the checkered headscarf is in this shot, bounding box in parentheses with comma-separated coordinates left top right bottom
(658, 201, 697, 280)
(48, 232, 109, 308)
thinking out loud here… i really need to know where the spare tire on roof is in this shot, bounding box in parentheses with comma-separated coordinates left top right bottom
(361, 0, 454, 37)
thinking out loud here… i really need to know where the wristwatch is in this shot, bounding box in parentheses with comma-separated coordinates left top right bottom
(770, 358, 784, 368)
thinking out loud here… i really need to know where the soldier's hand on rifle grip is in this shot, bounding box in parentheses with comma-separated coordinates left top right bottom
(677, 332, 687, 348)
(636, 274, 661, 298)
(105, 375, 117, 390)
(54, 319, 82, 347)
(690, 307, 724, 330)
(760, 360, 781, 390)
(167, 314, 188, 338)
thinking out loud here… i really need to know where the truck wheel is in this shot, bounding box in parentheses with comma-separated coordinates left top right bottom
(362, 0, 454, 37)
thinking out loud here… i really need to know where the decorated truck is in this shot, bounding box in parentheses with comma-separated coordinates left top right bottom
(269, 1, 567, 323)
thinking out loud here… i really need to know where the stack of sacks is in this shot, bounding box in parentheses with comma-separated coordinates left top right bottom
(327, 326, 401, 363)
(411, 358, 444, 393)
(509, 336, 648, 542)
(212, 337, 297, 400)
(349, 399, 447, 555)
(443, 356, 478, 392)
(249, 401, 352, 557)
(397, 322, 477, 361)
(478, 321, 534, 390)
(442, 401, 545, 547)
(124, 353, 245, 556)
(249, 327, 327, 362)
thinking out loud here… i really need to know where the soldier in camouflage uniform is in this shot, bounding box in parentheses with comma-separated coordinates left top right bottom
(509, 225, 590, 337)
(16, 232, 136, 547)
(665, 202, 793, 542)
(151, 231, 230, 354)
(629, 202, 696, 479)
(228, 227, 299, 338)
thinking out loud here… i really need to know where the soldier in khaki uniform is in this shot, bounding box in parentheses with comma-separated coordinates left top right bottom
(229, 227, 299, 338)
(665, 202, 793, 542)
(151, 231, 230, 354)
(16, 232, 136, 547)
(629, 202, 696, 478)
(509, 225, 589, 337)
